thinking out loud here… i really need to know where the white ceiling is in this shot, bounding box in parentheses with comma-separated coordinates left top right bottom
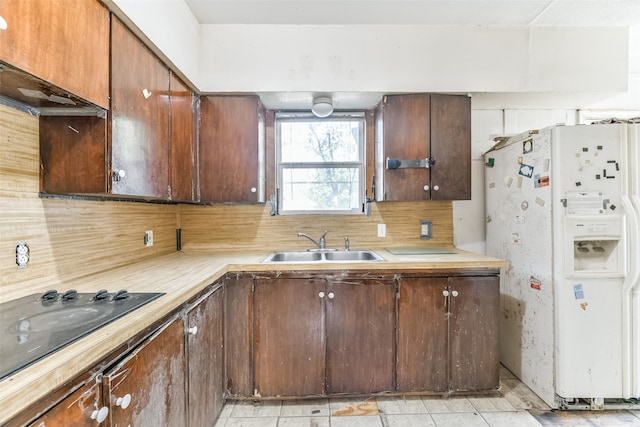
(185, 0, 640, 27)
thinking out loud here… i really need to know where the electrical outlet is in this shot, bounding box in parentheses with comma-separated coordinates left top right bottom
(16, 242, 29, 268)
(144, 230, 154, 247)
(377, 224, 386, 237)
(420, 220, 433, 240)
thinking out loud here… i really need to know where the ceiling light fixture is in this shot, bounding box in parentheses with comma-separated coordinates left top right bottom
(311, 96, 333, 118)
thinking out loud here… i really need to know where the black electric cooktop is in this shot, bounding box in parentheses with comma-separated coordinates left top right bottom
(0, 289, 164, 380)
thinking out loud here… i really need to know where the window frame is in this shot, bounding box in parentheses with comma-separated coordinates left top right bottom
(275, 111, 367, 215)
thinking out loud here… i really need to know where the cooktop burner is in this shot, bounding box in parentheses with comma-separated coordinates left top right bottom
(0, 289, 164, 380)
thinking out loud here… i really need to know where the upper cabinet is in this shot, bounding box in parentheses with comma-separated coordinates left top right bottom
(199, 96, 265, 204)
(169, 74, 197, 202)
(0, 0, 110, 109)
(110, 16, 170, 198)
(40, 16, 196, 201)
(374, 93, 471, 201)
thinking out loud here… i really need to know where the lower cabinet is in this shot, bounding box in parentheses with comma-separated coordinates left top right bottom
(253, 275, 396, 397)
(103, 316, 186, 427)
(186, 286, 225, 427)
(397, 274, 500, 393)
(27, 380, 105, 427)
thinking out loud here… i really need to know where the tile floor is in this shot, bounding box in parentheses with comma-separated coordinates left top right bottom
(213, 366, 640, 427)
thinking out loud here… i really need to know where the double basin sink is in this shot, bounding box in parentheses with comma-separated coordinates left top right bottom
(262, 249, 385, 263)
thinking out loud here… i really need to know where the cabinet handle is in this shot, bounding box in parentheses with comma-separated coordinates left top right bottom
(188, 326, 198, 335)
(113, 169, 126, 182)
(115, 393, 132, 409)
(319, 291, 325, 298)
(328, 292, 335, 299)
(442, 290, 450, 297)
(433, 185, 440, 191)
(250, 187, 257, 193)
(451, 290, 459, 297)
(423, 185, 430, 191)
(90, 406, 109, 423)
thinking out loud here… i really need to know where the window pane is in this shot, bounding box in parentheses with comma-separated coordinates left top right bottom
(281, 167, 360, 211)
(280, 121, 361, 163)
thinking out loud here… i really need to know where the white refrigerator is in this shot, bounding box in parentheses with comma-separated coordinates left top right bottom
(484, 123, 640, 409)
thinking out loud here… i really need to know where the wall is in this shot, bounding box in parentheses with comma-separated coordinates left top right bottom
(0, 104, 177, 302)
(197, 25, 628, 95)
(178, 202, 453, 253)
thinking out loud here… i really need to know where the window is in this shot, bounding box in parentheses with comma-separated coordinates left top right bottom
(276, 112, 366, 214)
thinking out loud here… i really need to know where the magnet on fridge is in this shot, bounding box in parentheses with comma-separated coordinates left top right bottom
(518, 164, 534, 178)
(535, 197, 545, 207)
(486, 158, 495, 167)
(573, 284, 585, 300)
(518, 156, 524, 164)
(576, 181, 582, 187)
(523, 138, 533, 154)
(530, 276, 541, 290)
(534, 174, 549, 188)
(582, 147, 588, 152)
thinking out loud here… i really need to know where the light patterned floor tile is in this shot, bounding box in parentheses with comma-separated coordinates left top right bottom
(280, 399, 330, 417)
(220, 401, 235, 418)
(431, 412, 490, 427)
(329, 398, 380, 416)
(529, 409, 640, 426)
(376, 395, 428, 414)
(422, 396, 476, 413)
(500, 378, 550, 411)
(330, 415, 384, 427)
(469, 396, 517, 412)
(277, 416, 330, 427)
(481, 411, 543, 427)
(214, 416, 228, 427)
(224, 416, 279, 427)
(230, 400, 282, 417)
(385, 413, 437, 427)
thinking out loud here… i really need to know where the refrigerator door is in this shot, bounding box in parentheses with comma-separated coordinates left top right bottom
(551, 124, 627, 400)
(485, 129, 555, 406)
(625, 123, 640, 398)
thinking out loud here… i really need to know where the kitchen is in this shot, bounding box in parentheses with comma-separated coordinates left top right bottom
(1, 0, 639, 426)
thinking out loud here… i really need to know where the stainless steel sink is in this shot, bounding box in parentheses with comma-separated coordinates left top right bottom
(324, 250, 385, 261)
(261, 249, 385, 263)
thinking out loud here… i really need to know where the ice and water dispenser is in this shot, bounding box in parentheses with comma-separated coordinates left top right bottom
(563, 192, 625, 277)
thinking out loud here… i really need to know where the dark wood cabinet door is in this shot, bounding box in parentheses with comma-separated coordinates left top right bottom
(430, 94, 471, 200)
(110, 17, 170, 198)
(27, 380, 105, 427)
(40, 116, 108, 194)
(169, 73, 196, 202)
(103, 317, 186, 427)
(0, 0, 110, 109)
(397, 277, 449, 392)
(224, 274, 254, 396)
(199, 96, 262, 203)
(187, 287, 224, 427)
(377, 94, 431, 201)
(325, 279, 396, 394)
(449, 276, 500, 391)
(254, 278, 326, 396)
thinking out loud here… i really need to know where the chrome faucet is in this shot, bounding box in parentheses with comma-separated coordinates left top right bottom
(298, 231, 328, 250)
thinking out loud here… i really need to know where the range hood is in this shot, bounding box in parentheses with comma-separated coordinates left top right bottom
(0, 61, 106, 117)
